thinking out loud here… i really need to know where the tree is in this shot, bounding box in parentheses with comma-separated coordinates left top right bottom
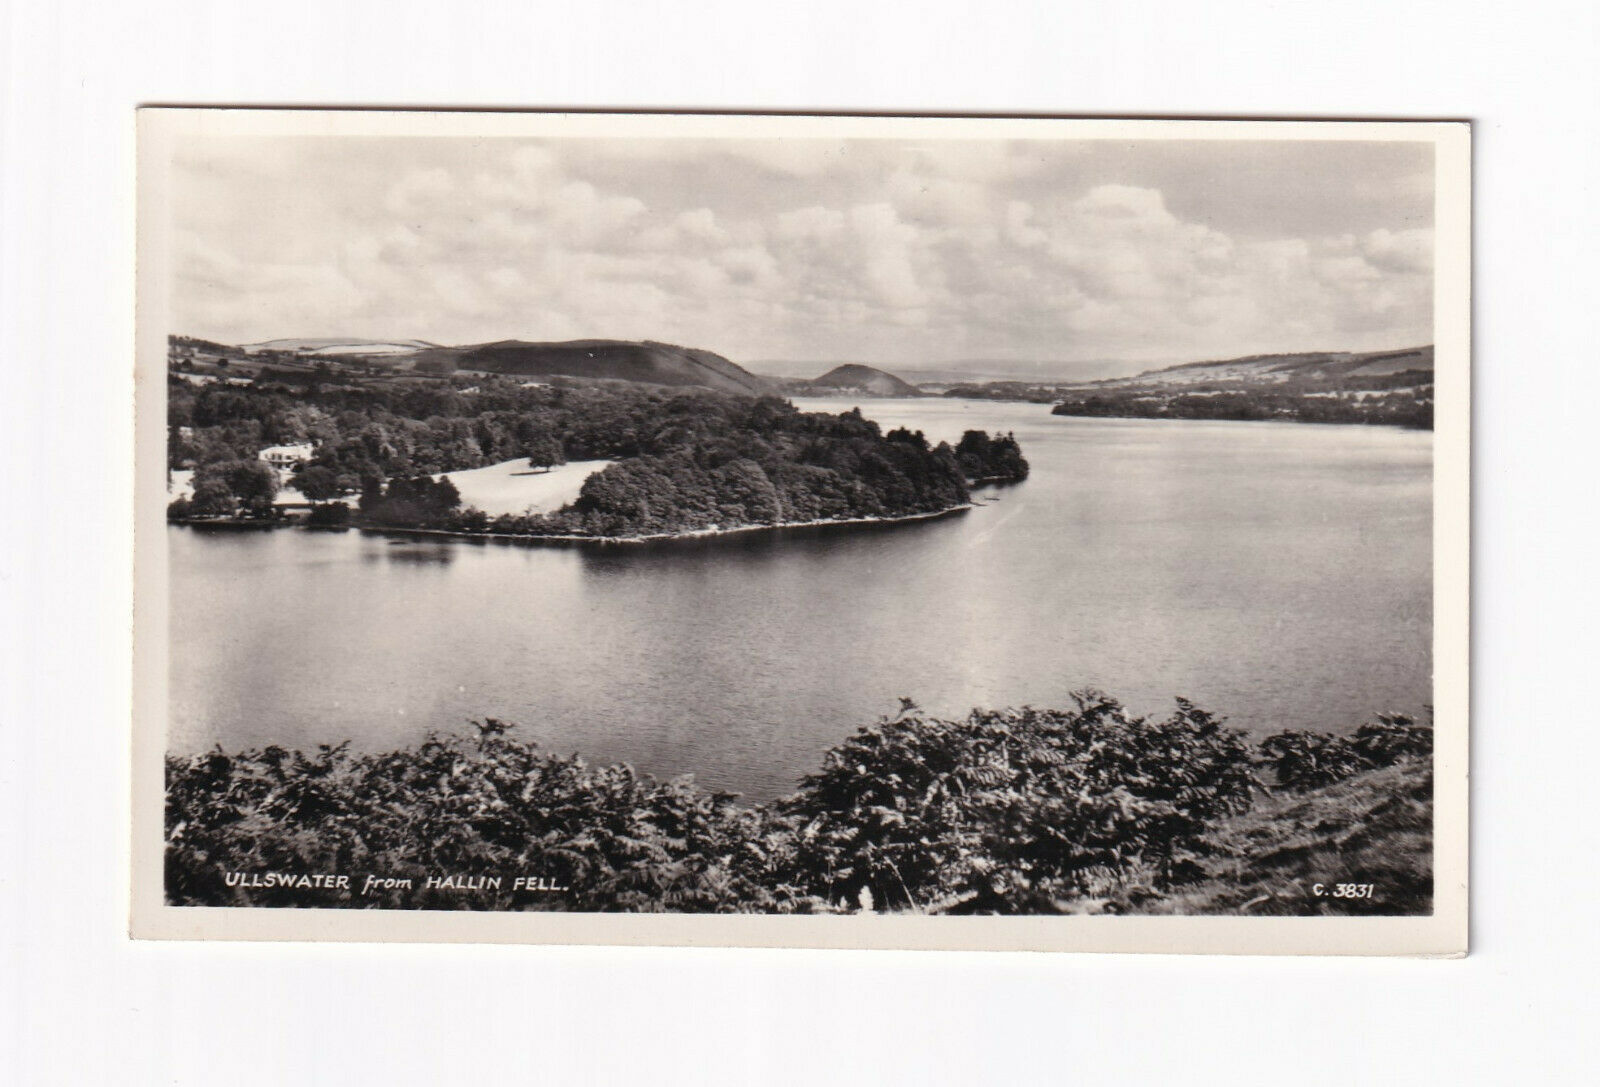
(361, 474, 462, 528)
(189, 477, 235, 517)
(954, 429, 1028, 482)
(434, 475, 461, 511)
(712, 458, 784, 525)
(358, 477, 384, 514)
(526, 435, 566, 472)
(885, 426, 929, 450)
(306, 503, 351, 528)
(294, 465, 343, 502)
(222, 459, 279, 517)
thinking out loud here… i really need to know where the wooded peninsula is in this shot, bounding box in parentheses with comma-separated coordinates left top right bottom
(166, 366, 1029, 539)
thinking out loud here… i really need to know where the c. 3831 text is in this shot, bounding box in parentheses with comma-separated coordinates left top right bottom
(1312, 882, 1376, 899)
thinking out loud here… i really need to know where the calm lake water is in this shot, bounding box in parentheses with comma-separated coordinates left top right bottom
(169, 399, 1432, 802)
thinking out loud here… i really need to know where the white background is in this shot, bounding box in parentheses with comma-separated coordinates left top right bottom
(2, 1, 1596, 1082)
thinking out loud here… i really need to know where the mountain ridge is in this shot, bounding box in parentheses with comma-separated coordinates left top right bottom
(174, 335, 777, 397)
(449, 339, 775, 395)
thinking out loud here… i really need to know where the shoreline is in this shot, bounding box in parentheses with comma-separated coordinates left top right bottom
(171, 502, 977, 544)
(1048, 408, 1432, 432)
(355, 503, 975, 546)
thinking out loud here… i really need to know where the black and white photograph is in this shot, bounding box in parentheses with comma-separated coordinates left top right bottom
(132, 110, 1468, 952)
(27, 1, 1600, 1079)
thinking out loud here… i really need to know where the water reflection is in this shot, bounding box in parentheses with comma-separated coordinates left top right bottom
(370, 538, 460, 566)
(573, 507, 973, 578)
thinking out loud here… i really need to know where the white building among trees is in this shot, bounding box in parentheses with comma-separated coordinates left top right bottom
(257, 443, 314, 472)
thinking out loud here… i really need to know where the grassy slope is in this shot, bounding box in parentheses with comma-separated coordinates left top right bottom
(1124, 759, 1433, 916)
(1082, 345, 1435, 393)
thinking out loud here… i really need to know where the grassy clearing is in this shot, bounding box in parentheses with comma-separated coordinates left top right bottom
(436, 458, 613, 516)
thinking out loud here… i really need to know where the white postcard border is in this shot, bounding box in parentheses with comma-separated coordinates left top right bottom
(132, 109, 1470, 955)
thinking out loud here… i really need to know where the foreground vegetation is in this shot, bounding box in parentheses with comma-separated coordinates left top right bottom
(166, 695, 1431, 915)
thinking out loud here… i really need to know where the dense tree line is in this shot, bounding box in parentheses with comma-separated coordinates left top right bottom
(168, 375, 1030, 537)
(1052, 388, 1433, 429)
(952, 429, 1029, 482)
(168, 375, 598, 485)
(358, 476, 462, 529)
(166, 459, 278, 520)
(469, 414, 972, 537)
(165, 695, 1432, 915)
(941, 382, 1063, 403)
(170, 334, 246, 357)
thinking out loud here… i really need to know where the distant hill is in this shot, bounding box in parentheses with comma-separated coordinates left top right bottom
(781, 363, 924, 398)
(745, 357, 1152, 384)
(1049, 345, 1434, 429)
(176, 335, 778, 396)
(812, 364, 922, 396)
(450, 339, 776, 396)
(1096, 345, 1434, 392)
(243, 338, 439, 356)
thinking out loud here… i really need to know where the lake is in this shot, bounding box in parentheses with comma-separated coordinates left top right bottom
(168, 398, 1432, 802)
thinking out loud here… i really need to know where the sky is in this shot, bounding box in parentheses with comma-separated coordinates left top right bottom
(168, 135, 1434, 370)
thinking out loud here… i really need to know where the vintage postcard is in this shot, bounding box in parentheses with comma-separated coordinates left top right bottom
(132, 109, 1468, 953)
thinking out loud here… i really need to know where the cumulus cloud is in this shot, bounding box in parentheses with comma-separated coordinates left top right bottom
(1360, 227, 1434, 275)
(168, 136, 1435, 364)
